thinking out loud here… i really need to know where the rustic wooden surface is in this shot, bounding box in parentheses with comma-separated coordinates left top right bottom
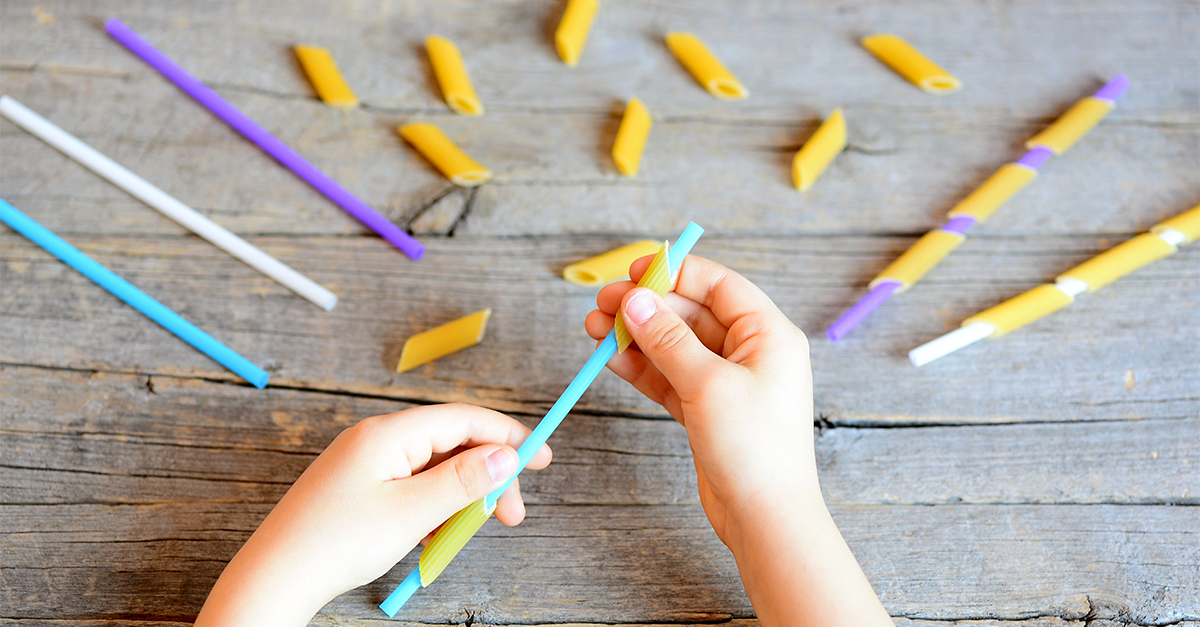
(1, 1, 1198, 626)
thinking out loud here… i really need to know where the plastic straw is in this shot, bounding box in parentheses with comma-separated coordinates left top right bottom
(104, 18, 424, 260)
(0, 96, 337, 311)
(826, 76, 1128, 342)
(380, 222, 705, 616)
(1, 199, 269, 388)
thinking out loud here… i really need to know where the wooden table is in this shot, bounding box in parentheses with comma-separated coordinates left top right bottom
(2, 1, 1197, 625)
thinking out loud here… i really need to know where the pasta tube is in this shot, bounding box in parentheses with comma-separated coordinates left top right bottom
(1151, 204, 1200, 243)
(870, 230, 964, 291)
(555, 0, 599, 67)
(861, 34, 960, 94)
(419, 498, 492, 585)
(293, 45, 359, 108)
(963, 284, 1074, 336)
(665, 32, 748, 101)
(791, 108, 846, 191)
(563, 239, 662, 287)
(398, 123, 492, 186)
(611, 98, 653, 177)
(946, 163, 1038, 222)
(1059, 233, 1176, 291)
(614, 241, 671, 353)
(426, 35, 484, 116)
(1025, 97, 1114, 155)
(396, 309, 492, 373)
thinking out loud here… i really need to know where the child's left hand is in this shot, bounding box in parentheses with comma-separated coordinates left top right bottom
(195, 403, 552, 627)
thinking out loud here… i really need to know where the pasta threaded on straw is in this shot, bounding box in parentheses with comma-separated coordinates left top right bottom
(945, 163, 1038, 222)
(792, 108, 846, 191)
(293, 45, 359, 108)
(426, 35, 484, 116)
(555, 0, 599, 67)
(611, 98, 653, 177)
(665, 32, 748, 100)
(861, 34, 961, 94)
(418, 498, 493, 585)
(1024, 97, 1114, 155)
(396, 309, 492, 373)
(614, 241, 672, 353)
(398, 123, 492, 187)
(870, 229, 964, 291)
(962, 284, 1074, 336)
(563, 239, 661, 287)
(1059, 233, 1176, 291)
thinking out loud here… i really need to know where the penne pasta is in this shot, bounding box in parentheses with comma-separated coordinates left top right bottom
(962, 284, 1074, 336)
(555, 0, 599, 67)
(419, 498, 492, 585)
(665, 32, 748, 100)
(398, 123, 492, 186)
(611, 98, 653, 177)
(945, 163, 1038, 222)
(614, 241, 671, 353)
(1059, 233, 1176, 291)
(1150, 204, 1200, 243)
(791, 108, 846, 191)
(293, 45, 359, 108)
(563, 239, 662, 287)
(396, 309, 492, 373)
(1024, 97, 1113, 155)
(861, 34, 960, 94)
(425, 35, 484, 116)
(870, 229, 964, 291)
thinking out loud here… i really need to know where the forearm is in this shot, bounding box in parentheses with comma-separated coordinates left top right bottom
(726, 492, 893, 627)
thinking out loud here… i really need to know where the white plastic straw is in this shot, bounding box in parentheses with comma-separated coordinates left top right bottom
(909, 321, 994, 367)
(0, 96, 338, 311)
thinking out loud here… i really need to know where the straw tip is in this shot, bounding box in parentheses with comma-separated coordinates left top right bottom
(1095, 74, 1130, 101)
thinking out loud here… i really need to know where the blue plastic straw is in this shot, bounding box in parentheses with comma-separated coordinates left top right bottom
(0, 198, 269, 388)
(380, 221, 704, 616)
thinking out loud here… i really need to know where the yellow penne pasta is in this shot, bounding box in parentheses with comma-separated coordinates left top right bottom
(293, 45, 359, 108)
(665, 32, 748, 101)
(563, 239, 661, 287)
(614, 241, 671, 353)
(870, 230, 965, 291)
(611, 98, 653, 177)
(396, 309, 492, 373)
(1058, 233, 1176, 291)
(1151, 205, 1200, 244)
(963, 284, 1074, 336)
(946, 163, 1038, 222)
(555, 0, 599, 67)
(1024, 97, 1113, 155)
(861, 34, 960, 94)
(791, 108, 846, 191)
(426, 35, 484, 116)
(419, 498, 492, 585)
(398, 123, 492, 186)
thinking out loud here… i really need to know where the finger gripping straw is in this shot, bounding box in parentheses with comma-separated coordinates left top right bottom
(0, 199, 269, 388)
(104, 18, 424, 260)
(379, 222, 704, 616)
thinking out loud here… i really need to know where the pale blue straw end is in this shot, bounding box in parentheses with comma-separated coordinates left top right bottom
(379, 567, 422, 617)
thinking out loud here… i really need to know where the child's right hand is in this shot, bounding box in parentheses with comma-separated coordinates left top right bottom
(585, 254, 892, 627)
(585, 254, 818, 542)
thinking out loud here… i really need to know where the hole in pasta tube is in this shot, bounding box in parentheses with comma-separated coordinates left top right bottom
(709, 79, 748, 100)
(451, 171, 492, 187)
(450, 95, 483, 116)
(564, 268, 601, 286)
(921, 77, 961, 93)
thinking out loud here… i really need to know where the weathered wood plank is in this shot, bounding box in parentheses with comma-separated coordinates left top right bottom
(2, 367, 1195, 508)
(4, 502, 1196, 623)
(3, 234, 1196, 424)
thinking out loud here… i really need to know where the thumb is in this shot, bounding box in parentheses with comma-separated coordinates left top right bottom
(401, 444, 518, 533)
(620, 287, 726, 397)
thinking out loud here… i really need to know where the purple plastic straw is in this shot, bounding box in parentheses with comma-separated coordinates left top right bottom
(941, 216, 976, 235)
(1017, 146, 1054, 170)
(827, 280, 900, 342)
(105, 19, 424, 260)
(1093, 74, 1129, 102)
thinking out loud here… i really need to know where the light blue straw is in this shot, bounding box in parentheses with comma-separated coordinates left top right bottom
(380, 221, 704, 616)
(0, 198, 269, 388)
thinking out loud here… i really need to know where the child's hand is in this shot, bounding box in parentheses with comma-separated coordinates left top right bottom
(586, 254, 891, 627)
(195, 403, 551, 627)
(585, 254, 816, 541)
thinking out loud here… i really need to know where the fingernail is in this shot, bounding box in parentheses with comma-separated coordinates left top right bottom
(486, 447, 517, 483)
(624, 290, 657, 325)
